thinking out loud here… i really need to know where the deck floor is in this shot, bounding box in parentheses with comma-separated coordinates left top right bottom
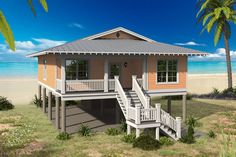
(46, 99, 123, 134)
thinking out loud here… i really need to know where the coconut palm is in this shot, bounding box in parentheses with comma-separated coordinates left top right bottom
(196, 0, 236, 88)
(0, 0, 48, 51)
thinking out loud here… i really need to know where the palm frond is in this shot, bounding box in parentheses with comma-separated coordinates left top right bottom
(222, 7, 231, 19)
(197, 0, 210, 17)
(207, 17, 217, 32)
(39, 0, 48, 12)
(203, 12, 214, 25)
(0, 11, 15, 51)
(214, 21, 223, 45)
(27, 0, 37, 16)
(224, 21, 231, 39)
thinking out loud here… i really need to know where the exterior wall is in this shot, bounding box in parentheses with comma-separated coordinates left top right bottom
(95, 31, 144, 40)
(147, 55, 187, 90)
(89, 58, 104, 79)
(56, 58, 61, 79)
(38, 54, 57, 89)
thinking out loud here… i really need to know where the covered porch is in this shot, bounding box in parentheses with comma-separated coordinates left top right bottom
(55, 55, 148, 94)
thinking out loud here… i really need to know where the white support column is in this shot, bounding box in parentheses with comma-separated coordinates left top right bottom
(127, 124, 131, 135)
(55, 96, 60, 129)
(135, 104, 141, 124)
(42, 87, 46, 113)
(61, 58, 65, 94)
(155, 103, 161, 123)
(142, 57, 148, 90)
(182, 94, 187, 122)
(132, 75, 137, 91)
(48, 91, 52, 120)
(38, 84, 41, 100)
(136, 128, 141, 138)
(61, 100, 66, 132)
(176, 117, 182, 139)
(104, 59, 108, 92)
(155, 127, 160, 140)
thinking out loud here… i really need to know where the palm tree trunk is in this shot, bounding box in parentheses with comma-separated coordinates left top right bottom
(223, 34, 233, 88)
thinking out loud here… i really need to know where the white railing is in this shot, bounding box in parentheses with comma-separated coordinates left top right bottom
(140, 108, 157, 122)
(66, 79, 104, 92)
(132, 76, 150, 108)
(161, 109, 177, 131)
(128, 106, 136, 120)
(137, 78, 143, 87)
(108, 79, 115, 91)
(56, 79, 62, 91)
(115, 76, 129, 118)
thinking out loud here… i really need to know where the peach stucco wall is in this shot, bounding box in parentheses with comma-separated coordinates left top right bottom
(38, 54, 57, 89)
(147, 55, 187, 90)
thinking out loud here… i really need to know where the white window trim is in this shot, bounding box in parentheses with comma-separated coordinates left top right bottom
(43, 59, 47, 81)
(156, 59, 179, 85)
(65, 59, 89, 80)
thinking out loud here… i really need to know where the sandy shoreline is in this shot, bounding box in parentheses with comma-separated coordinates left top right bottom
(0, 74, 235, 105)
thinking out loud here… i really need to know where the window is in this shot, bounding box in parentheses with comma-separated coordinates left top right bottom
(157, 60, 178, 83)
(65, 59, 88, 80)
(43, 59, 47, 80)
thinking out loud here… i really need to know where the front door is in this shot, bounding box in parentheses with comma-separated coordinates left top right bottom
(109, 63, 121, 79)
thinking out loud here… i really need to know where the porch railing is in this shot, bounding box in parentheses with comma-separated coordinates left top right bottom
(108, 79, 115, 91)
(65, 79, 104, 92)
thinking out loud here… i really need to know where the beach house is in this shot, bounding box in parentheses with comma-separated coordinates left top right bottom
(27, 27, 207, 140)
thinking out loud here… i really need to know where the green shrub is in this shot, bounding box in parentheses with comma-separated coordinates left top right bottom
(159, 137, 174, 146)
(0, 96, 14, 111)
(162, 94, 192, 100)
(133, 135, 160, 150)
(180, 116, 197, 144)
(208, 130, 216, 138)
(33, 95, 42, 108)
(56, 132, 70, 140)
(211, 88, 220, 96)
(122, 134, 136, 143)
(78, 124, 91, 136)
(119, 120, 127, 132)
(106, 128, 120, 136)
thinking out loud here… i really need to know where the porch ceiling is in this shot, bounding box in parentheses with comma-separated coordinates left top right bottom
(27, 39, 208, 57)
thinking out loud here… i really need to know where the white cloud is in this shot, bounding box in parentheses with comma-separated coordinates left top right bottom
(3, 38, 66, 54)
(174, 41, 206, 46)
(190, 48, 236, 61)
(68, 23, 85, 29)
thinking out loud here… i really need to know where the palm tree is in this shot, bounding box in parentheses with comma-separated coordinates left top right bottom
(0, 0, 48, 51)
(196, 0, 236, 88)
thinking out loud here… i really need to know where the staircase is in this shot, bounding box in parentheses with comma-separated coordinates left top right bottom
(125, 91, 142, 107)
(114, 76, 182, 140)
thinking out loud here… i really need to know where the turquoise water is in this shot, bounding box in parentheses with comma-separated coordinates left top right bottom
(0, 61, 236, 77)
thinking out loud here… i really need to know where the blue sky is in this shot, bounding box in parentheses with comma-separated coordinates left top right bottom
(0, 0, 236, 62)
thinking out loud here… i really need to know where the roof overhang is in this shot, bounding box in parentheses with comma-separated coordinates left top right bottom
(27, 51, 208, 58)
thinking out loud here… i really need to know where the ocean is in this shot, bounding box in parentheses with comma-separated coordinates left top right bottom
(0, 61, 236, 77)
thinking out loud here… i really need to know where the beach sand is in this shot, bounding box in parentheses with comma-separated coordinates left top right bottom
(0, 74, 236, 105)
(187, 74, 236, 94)
(0, 78, 37, 105)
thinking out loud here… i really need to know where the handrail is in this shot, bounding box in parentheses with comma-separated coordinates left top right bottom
(115, 76, 129, 117)
(132, 76, 149, 108)
(160, 109, 177, 131)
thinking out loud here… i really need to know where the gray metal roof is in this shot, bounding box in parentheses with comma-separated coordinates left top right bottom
(27, 39, 207, 57)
